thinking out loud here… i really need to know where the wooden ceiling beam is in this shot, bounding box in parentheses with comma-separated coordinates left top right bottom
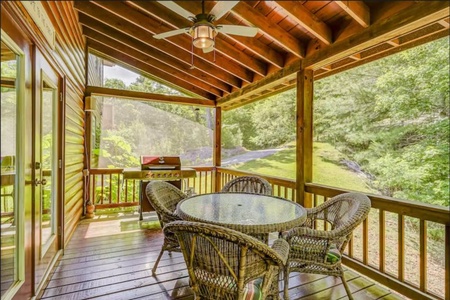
(275, 1, 332, 45)
(138, 1, 284, 69)
(80, 19, 231, 94)
(315, 29, 449, 81)
(335, 1, 370, 28)
(87, 40, 216, 100)
(437, 19, 449, 28)
(219, 1, 449, 109)
(304, 1, 449, 70)
(129, 1, 281, 73)
(85, 86, 215, 107)
(91, 1, 266, 78)
(82, 27, 225, 97)
(78, 14, 241, 90)
(231, 1, 305, 58)
(74, 1, 253, 84)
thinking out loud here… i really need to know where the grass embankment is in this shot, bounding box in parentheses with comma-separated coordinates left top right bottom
(234, 142, 372, 193)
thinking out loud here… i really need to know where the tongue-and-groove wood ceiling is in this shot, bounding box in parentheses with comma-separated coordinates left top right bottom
(73, 1, 449, 110)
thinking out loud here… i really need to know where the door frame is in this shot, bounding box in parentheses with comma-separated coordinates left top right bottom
(32, 46, 64, 295)
(0, 28, 27, 300)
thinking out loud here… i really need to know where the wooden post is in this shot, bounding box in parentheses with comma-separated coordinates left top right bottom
(213, 107, 222, 192)
(445, 224, 449, 300)
(296, 68, 313, 207)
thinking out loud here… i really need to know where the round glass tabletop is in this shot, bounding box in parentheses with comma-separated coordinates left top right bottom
(176, 192, 307, 234)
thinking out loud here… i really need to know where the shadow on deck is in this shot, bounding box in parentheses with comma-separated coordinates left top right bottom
(38, 212, 405, 300)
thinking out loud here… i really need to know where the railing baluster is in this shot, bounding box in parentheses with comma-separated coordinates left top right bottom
(100, 174, 104, 204)
(420, 219, 427, 291)
(348, 232, 353, 258)
(108, 173, 112, 204)
(363, 218, 369, 265)
(445, 225, 449, 300)
(379, 209, 385, 272)
(398, 214, 405, 282)
(117, 173, 120, 204)
(125, 179, 129, 203)
(314, 194, 318, 229)
(91, 173, 95, 205)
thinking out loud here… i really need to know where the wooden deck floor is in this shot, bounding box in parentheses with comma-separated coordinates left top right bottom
(39, 212, 405, 300)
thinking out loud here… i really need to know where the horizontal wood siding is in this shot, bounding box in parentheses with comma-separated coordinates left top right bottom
(63, 80, 85, 246)
(87, 52, 103, 87)
(40, 1, 86, 247)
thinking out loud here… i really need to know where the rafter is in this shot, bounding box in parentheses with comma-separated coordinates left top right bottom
(335, 1, 370, 28)
(87, 40, 216, 100)
(79, 17, 232, 93)
(91, 1, 267, 77)
(130, 1, 284, 69)
(231, 1, 305, 58)
(275, 1, 332, 45)
(218, 1, 449, 109)
(73, 1, 253, 84)
(83, 27, 225, 97)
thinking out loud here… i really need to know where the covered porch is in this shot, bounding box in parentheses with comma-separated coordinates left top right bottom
(1, 1, 449, 300)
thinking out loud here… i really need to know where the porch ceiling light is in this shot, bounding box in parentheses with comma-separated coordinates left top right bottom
(191, 23, 216, 49)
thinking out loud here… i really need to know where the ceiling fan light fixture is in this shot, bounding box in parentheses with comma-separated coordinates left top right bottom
(192, 24, 216, 49)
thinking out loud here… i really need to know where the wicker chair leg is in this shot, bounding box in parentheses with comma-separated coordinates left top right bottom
(152, 248, 165, 275)
(341, 274, 353, 300)
(283, 267, 290, 300)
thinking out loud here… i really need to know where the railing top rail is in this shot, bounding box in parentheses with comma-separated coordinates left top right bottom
(89, 168, 124, 174)
(305, 183, 450, 225)
(217, 167, 296, 188)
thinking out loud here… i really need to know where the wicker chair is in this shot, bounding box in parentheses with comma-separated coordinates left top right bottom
(283, 192, 371, 300)
(221, 176, 272, 195)
(145, 181, 187, 274)
(166, 220, 290, 300)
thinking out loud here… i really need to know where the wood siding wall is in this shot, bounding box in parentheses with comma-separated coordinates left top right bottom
(40, 1, 86, 247)
(2, 1, 86, 249)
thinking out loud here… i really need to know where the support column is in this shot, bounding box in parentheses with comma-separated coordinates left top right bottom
(296, 68, 313, 207)
(213, 107, 222, 192)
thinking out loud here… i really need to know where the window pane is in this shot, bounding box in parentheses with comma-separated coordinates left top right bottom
(91, 96, 213, 168)
(1, 41, 18, 297)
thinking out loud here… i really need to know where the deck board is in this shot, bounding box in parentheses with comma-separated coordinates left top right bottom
(39, 213, 405, 300)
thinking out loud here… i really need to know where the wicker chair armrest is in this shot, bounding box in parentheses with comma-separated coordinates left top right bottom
(270, 238, 289, 266)
(162, 212, 181, 223)
(285, 226, 344, 243)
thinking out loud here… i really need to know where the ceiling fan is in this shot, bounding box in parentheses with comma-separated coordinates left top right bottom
(153, 1, 258, 53)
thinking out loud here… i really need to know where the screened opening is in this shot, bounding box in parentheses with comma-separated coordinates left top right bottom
(90, 96, 214, 168)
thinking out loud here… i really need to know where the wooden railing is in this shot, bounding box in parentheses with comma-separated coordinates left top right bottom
(88, 168, 139, 209)
(304, 183, 449, 300)
(87, 167, 449, 300)
(216, 167, 297, 201)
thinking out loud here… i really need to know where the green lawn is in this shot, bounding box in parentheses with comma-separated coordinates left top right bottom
(235, 142, 374, 193)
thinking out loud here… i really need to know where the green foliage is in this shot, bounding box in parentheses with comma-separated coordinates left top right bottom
(250, 90, 296, 148)
(314, 37, 449, 207)
(223, 89, 296, 150)
(104, 78, 126, 90)
(93, 135, 140, 168)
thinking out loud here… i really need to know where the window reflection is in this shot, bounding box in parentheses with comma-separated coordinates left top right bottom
(0, 40, 18, 297)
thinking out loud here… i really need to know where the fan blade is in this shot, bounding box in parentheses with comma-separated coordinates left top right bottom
(210, 1, 239, 20)
(153, 28, 190, 39)
(203, 45, 214, 53)
(157, 1, 195, 20)
(217, 25, 258, 37)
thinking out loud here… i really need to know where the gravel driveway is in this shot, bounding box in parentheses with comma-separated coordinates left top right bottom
(221, 148, 282, 166)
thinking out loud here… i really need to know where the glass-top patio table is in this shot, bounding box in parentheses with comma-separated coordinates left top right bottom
(176, 192, 307, 241)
